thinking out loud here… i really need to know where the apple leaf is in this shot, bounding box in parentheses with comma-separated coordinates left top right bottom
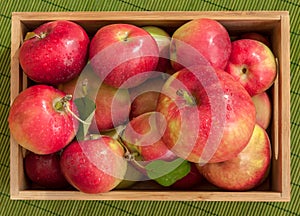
(145, 158, 191, 187)
(24, 32, 37, 41)
(74, 97, 96, 140)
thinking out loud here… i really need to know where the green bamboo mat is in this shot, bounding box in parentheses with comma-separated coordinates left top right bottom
(1, 0, 299, 215)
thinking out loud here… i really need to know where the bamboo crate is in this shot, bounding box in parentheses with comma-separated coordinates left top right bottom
(10, 11, 290, 201)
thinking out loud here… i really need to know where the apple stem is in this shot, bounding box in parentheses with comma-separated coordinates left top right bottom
(55, 95, 91, 125)
(123, 150, 139, 161)
(65, 104, 91, 125)
(87, 133, 147, 170)
(105, 126, 148, 170)
(24, 32, 38, 41)
(118, 138, 133, 159)
(81, 78, 89, 96)
(176, 89, 197, 106)
(117, 135, 147, 170)
(124, 150, 146, 170)
(88, 134, 101, 140)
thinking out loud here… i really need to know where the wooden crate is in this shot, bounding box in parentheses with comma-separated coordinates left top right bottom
(10, 11, 290, 201)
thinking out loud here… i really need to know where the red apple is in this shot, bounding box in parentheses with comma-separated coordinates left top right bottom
(129, 75, 166, 119)
(252, 92, 272, 129)
(89, 23, 159, 88)
(225, 39, 277, 96)
(197, 124, 271, 191)
(24, 151, 69, 189)
(122, 112, 177, 162)
(170, 163, 203, 190)
(156, 65, 256, 163)
(91, 83, 131, 132)
(170, 18, 231, 71)
(142, 26, 173, 74)
(8, 85, 79, 154)
(19, 20, 89, 85)
(60, 136, 127, 193)
(240, 32, 271, 48)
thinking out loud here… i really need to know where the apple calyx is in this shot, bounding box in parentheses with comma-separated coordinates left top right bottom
(24, 31, 48, 41)
(176, 89, 197, 106)
(237, 65, 251, 83)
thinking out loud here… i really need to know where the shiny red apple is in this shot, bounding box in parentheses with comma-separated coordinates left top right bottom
(170, 18, 231, 71)
(89, 23, 159, 88)
(60, 136, 127, 193)
(225, 39, 277, 96)
(8, 85, 79, 154)
(19, 20, 89, 85)
(156, 65, 256, 163)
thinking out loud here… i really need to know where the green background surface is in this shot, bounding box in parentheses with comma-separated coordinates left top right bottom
(1, 0, 299, 215)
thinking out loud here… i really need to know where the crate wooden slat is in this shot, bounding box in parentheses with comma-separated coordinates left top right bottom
(10, 11, 290, 201)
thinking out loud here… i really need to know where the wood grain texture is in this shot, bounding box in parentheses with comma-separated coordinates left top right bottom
(10, 11, 290, 201)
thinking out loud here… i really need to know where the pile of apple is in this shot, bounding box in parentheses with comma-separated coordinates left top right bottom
(8, 18, 276, 193)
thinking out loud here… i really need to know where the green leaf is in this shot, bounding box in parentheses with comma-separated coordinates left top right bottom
(145, 158, 191, 187)
(74, 97, 96, 140)
(74, 97, 96, 119)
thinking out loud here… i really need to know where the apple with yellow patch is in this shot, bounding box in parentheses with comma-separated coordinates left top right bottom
(197, 124, 271, 191)
(252, 92, 272, 129)
(156, 65, 256, 163)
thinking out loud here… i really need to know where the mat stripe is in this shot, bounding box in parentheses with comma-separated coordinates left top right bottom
(0, 0, 299, 216)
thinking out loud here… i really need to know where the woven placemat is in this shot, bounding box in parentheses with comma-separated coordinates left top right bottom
(1, 0, 299, 215)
